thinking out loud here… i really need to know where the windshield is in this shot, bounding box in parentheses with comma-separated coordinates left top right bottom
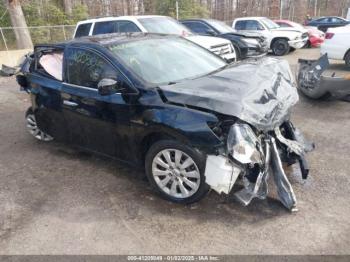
(260, 18, 280, 29)
(109, 37, 227, 85)
(289, 21, 305, 30)
(138, 17, 192, 36)
(207, 19, 234, 33)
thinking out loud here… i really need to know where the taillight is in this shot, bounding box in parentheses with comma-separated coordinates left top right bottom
(325, 32, 334, 39)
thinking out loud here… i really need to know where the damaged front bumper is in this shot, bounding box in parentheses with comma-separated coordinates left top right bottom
(297, 54, 350, 101)
(204, 121, 314, 211)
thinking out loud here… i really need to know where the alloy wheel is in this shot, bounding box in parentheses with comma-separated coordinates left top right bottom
(26, 113, 53, 141)
(151, 149, 200, 199)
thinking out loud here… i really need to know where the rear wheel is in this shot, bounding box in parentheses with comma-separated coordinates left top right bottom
(25, 108, 53, 142)
(344, 51, 350, 68)
(145, 140, 209, 204)
(271, 39, 290, 56)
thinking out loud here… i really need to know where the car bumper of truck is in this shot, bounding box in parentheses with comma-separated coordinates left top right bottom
(288, 38, 308, 49)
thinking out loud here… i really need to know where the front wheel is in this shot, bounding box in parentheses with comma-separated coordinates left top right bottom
(25, 108, 53, 142)
(145, 140, 209, 204)
(272, 39, 290, 56)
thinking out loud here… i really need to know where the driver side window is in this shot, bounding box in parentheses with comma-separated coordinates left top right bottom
(65, 48, 118, 88)
(183, 21, 211, 34)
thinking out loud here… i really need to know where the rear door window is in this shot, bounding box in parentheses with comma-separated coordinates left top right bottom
(93, 21, 117, 35)
(75, 23, 92, 38)
(65, 48, 118, 89)
(116, 21, 141, 33)
(235, 20, 247, 30)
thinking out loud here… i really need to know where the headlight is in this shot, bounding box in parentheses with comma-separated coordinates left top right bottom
(241, 38, 259, 47)
(227, 123, 262, 164)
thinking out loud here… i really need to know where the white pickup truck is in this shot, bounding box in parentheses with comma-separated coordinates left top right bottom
(320, 25, 350, 67)
(232, 17, 308, 56)
(73, 15, 236, 62)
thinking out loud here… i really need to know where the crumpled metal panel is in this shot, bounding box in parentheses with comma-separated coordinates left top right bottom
(298, 54, 350, 100)
(234, 136, 298, 211)
(159, 57, 299, 131)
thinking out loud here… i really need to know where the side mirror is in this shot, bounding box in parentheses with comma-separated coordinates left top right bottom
(206, 29, 216, 36)
(97, 78, 119, 96)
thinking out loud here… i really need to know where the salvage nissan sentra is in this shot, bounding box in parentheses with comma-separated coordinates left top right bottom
(13, 33, 313, 211)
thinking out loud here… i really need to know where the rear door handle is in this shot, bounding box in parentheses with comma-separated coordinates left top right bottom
(63, 100, 78, 107)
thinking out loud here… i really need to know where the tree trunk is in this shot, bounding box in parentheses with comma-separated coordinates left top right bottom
(63, 0, 73, 15)
(6, 0, 33, 49)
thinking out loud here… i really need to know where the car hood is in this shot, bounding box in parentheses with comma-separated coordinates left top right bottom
(272, 27, 307, 34)
(159, 57, 298, 131)
(225, 31, 265, 39)
(186, 35, 232, 49)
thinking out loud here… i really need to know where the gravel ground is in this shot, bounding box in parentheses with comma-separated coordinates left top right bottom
(0, 48, 349, 255)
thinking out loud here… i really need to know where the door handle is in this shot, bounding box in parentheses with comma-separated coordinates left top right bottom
(63, 100, 78, 107)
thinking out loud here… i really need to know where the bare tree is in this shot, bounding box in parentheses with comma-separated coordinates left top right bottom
(6, 0, 33, 49)
(63, 0, 72, 15)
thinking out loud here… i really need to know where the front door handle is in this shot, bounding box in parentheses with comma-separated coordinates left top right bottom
(63, 100, 78, 107)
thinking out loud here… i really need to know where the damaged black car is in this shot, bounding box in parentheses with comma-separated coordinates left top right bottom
(12, 33, 313, 211)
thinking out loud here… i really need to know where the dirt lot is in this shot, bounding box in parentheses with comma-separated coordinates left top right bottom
(0, 48, 349, 255)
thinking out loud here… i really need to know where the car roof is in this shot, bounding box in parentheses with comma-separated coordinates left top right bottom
(35, 32, 177, 49)
(274, 19, 292, 23)
(234, 17, 266, 21)
(76, 15, 168, 25)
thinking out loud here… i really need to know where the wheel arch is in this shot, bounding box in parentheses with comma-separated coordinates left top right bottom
(270, 37, 290, 48)
(343, 48, 350, 61)
(140, 132, 177, 163)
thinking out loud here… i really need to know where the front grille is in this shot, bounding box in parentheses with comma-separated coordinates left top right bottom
(210, 43, 232, 56)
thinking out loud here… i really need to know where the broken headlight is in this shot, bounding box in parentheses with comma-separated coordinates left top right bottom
(227, 123, 262, 164)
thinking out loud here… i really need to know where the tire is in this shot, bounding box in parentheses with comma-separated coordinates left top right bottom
(344, 51, 350, 68)
(271, 39, 290, 56)
(305, 40, 311, 48)
(145, 140, 209, 204)
(25, 107, 53, 142)
(232, 44, 241, 61)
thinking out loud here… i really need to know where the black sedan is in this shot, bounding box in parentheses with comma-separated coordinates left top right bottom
(180, 18, 268, 60)
(14, 33, 312, 210)
(306, 16, 350, 32)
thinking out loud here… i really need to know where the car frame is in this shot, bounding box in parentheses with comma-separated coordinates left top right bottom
(13, 33, 313, 211)
(306, 16, 350, 32)
(74, 15, 236, 62)
(274, 19, 325, 48)
(232, 17, 308, 56)
(180, 18, 268, 60)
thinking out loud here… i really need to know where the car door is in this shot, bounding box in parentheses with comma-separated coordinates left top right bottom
(29, 46, 69, 142)
(61, 46, 134, 159)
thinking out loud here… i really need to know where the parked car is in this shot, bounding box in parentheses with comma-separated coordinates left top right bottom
(180, 18, 268, 60)
(305, 16, 350, 32)
(274, 19, 325, 48)
(320, 25, 350, 67)
(232, 17, 308, 56)
(13, 33, 312, 211)
(74, 15, 236, 62)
